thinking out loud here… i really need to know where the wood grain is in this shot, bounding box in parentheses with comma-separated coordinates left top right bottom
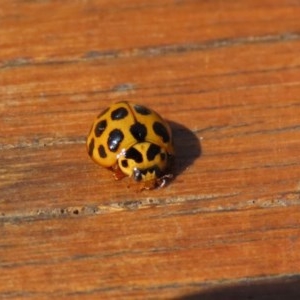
(1, 0, 300, 299)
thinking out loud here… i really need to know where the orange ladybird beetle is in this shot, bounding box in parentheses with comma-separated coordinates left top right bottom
(87, 101, 174, 190)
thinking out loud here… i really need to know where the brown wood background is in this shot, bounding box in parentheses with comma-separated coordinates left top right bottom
(1, 0, 300, 299)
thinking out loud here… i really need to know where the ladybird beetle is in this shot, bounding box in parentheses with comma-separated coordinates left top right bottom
(87, 101, 174, 190)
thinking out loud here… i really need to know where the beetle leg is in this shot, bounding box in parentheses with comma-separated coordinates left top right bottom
(110, 164, 126, 181)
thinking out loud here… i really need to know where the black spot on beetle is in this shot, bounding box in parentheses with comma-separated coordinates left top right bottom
(88, 138, 95, 156)
(134, 104, 151, 115)
(107, 129, 124, 152)
(141, 166, 162, 177)
(125, 147, 143, 163)
(95, 119, 107, 137)
(98, 145, 107, 158)
(153, 121, 170, 143)
(146, 143, 161, 161)
(130, 122, 147, 142)
(121, 159, 128, 168)
(111, 107, 128, 120)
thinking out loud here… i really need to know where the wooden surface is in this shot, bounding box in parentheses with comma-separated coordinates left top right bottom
(1, 0, 300, 299)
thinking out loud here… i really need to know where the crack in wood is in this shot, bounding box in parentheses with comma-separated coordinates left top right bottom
(2, 190, 300, 223)
(0, 136, 86, 150)
(1, 32, 300, 69)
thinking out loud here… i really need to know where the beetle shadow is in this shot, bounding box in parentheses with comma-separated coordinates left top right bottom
(168, 120, 202, 179)
(175, 275, 300, 300)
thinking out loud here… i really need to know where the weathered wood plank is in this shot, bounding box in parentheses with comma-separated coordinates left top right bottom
(1, 0, 300, 299)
